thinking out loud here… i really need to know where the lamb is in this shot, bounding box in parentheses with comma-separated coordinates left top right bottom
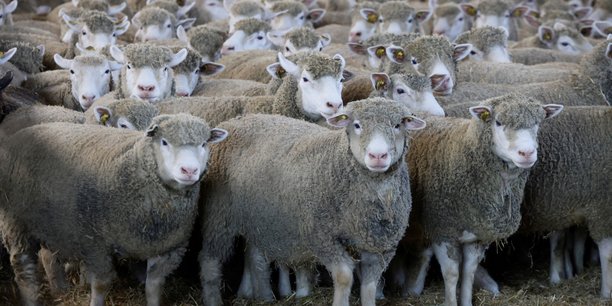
(0, 40, 44, 86)
(0, 113, 228, 306)
(132, 7, 195, 42)
(348, 32, 421, 69)
(511, 21, 593, 55)
(269, 26, 331, 56)
(0, 0, 17, 26)
(347, 1, 382, 43)
(461, 0, 529, 41)
(407, 94, 563, 306)
(267, 0, 325, 32)
(377, 1, 429, 35)
(0, 71, 44, 123)
(430, 1, 474, 42)
(369, 72, 445, 116)
(199, 98, 426, 305)
(191, 0, 228, 26)
(518, 106, 611, 298)
(168, 46, 225, 97)
(454, 25, 512, 63)
(177, 24, 226, 62)
(220, 18, 276, 55)
(61, 10, 130, 51)
(23, 53, 122, 111)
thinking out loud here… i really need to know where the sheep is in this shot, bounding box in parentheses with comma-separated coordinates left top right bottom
(132, 7, 195, 42)
(177, 24, 226, 62)
(0, 0, 17, 26)
(213, 49, 278, 83)
(0, 71, 44, 123)
(193, 78, 268, 97)
(407, 94, 563, 306)
(461, 0, 529, 41)
(191, 0, 228, 25)
(511, 21, 593, 55)
(198, 98, 426, 305)
(377, 1, 430, 35)
(145, 0, 194, 18)
(48, 0, 127, 25)
(168, 46, 225, 97)
(347, 1, 382, 43)
(224, 0, 267, 33)
(454, 25, 512, 63)
(348, 32, 421, 70)
(430, 1, 474, 42)
(220, 18, 276, 55)
(369, 72, 445, 116)
(269, 26, 331, 56)
(509, 47, 583, 65)
(0, 113, 228, 306)
(159, 51, 348, 125)
(519, 106, 612, 298)
(315, 23, 349, 44)
(0, 40, 44, 86)
(61, 10, 130, 52)
(267, 0, 325, 32)
(23, 54, 122, 111)
(0, 32, 69, 70)
(384, 35, 473, 96)
(456, 60, 578, 84)
(438, 37, 612, 106)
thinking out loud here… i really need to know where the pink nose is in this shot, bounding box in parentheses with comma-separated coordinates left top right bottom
(176, 92, 189, 97)
(368, 152, 388, 160)
(181, 166, 198, 176)
(326, 101, 341, 113)
(81, 95, 96, 103)
(138, 85, 155, 92)
(349, 32, 362, 41)
(518, 149, 535, 157)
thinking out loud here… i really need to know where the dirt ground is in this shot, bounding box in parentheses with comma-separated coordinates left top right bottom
(1, 234, 611, 306)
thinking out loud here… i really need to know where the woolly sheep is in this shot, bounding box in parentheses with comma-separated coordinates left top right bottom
(191, 0, 228, 25)
(348, 32, 421, 69)
(519, 106, 611, 298)
(193, 78, 268, 97)
(220, 18, 275, 55)
(0, 113, 228, 306)
(0, 71, 44, 123)
(269, 26, 331, 56)
(315, 23, 349, 44)
(347, 1, 382, 43)
(199, 98, 426, 305)
(132, 7, 195, 42)
(511, 21, 593, 55)
(48, 0, 126, 25)
(213, 49, 278, 83)
(0, 40, 44, 86)
(62, 10, 130, 51)
(407, 94, 563, 306)
(377, 1, 429, 35)
(0, 32, 69, 70)
(145, 0, 194, 18)
(509, 47, 583, 65)
(0, 105, 86, 139)
(177, 24, 226, 62)
(454, 25, 512, 63)
(461, 0, 530, 41)
(430, 1, 474, 42)
(267, 0, 325, 32)
(369, 72, 445, 116)
(224, 0, 267, 33)
(167, 46, 225, 97)
(456, 60, 577, 84)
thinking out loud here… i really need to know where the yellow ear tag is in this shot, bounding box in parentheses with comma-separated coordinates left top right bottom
(480, 110, 490, 121)
(512, 9, 522, 17)
(394, 50, 404, 61)
(0, 51, 4, 57)
(375, 79, 386, 90)
(375, 47, 385, 58)
(467, 7, 477, 16)
(338, 114, 349, 120)
(277, 66, 286, 78)
(100, 113, 109, 125)
(529, 11, 540, 18)
(367, 13, 378, 23)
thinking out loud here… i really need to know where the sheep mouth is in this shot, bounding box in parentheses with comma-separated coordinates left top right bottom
(513, 160, 536, 169)
(174, 177, 200, 186)
(366, 164, 390, 172)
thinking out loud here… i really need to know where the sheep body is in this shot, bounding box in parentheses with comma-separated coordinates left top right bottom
(213, 50, 277, 83)
(456, 61, 576, 84)
(510, 48, 582, 65)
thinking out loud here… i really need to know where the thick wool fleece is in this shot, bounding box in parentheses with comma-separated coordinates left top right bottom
(78, 10, 115, 34)
(200, 98, 412, 267)
(456, 60, 574, 84)
(478, 0, 513, 15)
(409, 95, 546, 243)
(194, 78, 267, 97)
(0, 105, 86, 139)
(85, 98, 160, 130)
(370, 73, 431, 100)
(520, 106, 612, 241)
(148, 0, 180, 15)
(0, 85, 46, 124)
(214, 49, 278, 82)
(455, 26, 507, 53)
(379, 1, 415, 21)
(286, 27, 320, 50)
(0, 40, 43, 74)
(187, 25, 226, 60)
(230, 0, 263, 16)
(136, 7, 176, 27)
(509, 48, 581, 65)
(271, 1, 306, 16)
(0, 114, 211, 277)
(393, 35, 458, 85)
(233, 17, 271, 34)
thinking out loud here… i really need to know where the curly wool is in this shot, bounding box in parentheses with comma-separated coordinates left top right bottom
(285, 27, 320, 49)
(0, 40, 43, 74)
(233, 18, 271, 34)
(187, 25, 226, 60)
(0, 105, 86, 139)
(434, 3, 461, 18)
(455, 26, 507, 53)
(291, 50, 342, 80)
(379, 1, 415, 21)
(270, 1, 306, 16)
(579, 38, 612, 103)
(477, 0, 513, 15)
(148, 0, 180, 15)
(230, 0, 263, 16)
(121, 43, 175, 68)
(364, 32, 420, 48)
(403, 35, 457, 83)
(102, 98, 160, 130)
(135, 7, 176, 27)
(77, 0, 111, 11)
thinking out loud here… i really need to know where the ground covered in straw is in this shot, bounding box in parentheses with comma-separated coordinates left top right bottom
(1, 235, 611, 306)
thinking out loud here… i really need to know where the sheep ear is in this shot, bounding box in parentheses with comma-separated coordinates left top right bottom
(453, 43, 472, 61)
(266, 31, 286, 47)
(114, 19, 130, 36)
(523, 13, 541, 28)
(109, 60, 123, 71)
(348, 42, 367, 55)
(110, 45, 125, 63)
(177, 25, 189, 43)
(593, 21, 612, 37)
(63, 14, 81, 31)
(460, 3, 477, 17)
(177, 18, 196, 30)
(0, 48, 17, 65)
(402, 115, 426, 130)
(94, 106, 113, 126)
(108, 2, 126, 15)
(5, 0, 17, 13)
(542, 104, 563, 119)
(537, 25, 555, 45)
(36, 45, 45, 58)
(169, 48, 188, 67)
(580, 25, 593, 36)
(511, 6, 528, 17)
(307, 8, 325, 23)
(301, 0, 316, 7)
(277, 52, 301, 77)
(341, 69, 354, 82)
(370, 73, 390, 91)
(415, 10, 430, 22)
(386, 45, 406, 63)
(367, 45, 387, 59)
(359, 8, 378, 23)
(177, 2, 195, 17)
(573, 7, 592, 20)
(131, 12, 142, 28)
(200, 61, 225, 75)
(319, 33, 331, 47)
(266, 62, 286, 79)
(54, 54, 73, 69)
(0, 71, 13, 90)
(326, 113, 352, 127)
(469, 106, 493, 122)
(71, 0, 79, 7)
(146, 124, 159, 137)
(332, 54, 346, 70)
(208, 128, 228, 143)
(223, 0, 233, 12)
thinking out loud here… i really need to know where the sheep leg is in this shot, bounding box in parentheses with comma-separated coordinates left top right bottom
(564, 229, 574, 280)
(8, 247, 42, 306)
(237, 249, 254, 298)
(145, 247, 186, 306)
(473, 264, 499, 295)
(86, 258, 116, 306)
(359, 251, 389, 306)
(277, 263, 292, 298)
(326, 259, 355, 306)
(572, 227, 588, 275)
(39, 247, 70, 295)
(597, 238, 612, 299)
(402, 247, 433, 297)
(295, 267, 314, 298)
(549, 230, 566, 284)
(248, 246, 274, 301)
(199, 252, 223, 306)
(460, 243, 486, 306)
(433, 242, 460, 306)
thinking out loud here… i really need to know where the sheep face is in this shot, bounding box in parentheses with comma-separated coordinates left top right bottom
(469, 0, 526, 38)
(268, 30, 330, 56)
(63, 13, 130, 50)
(469, 45, 511, 62)
(327, 100, 425, 172)
(225, 0, 265, 32)
(371, 73, 445, 117)
(221, 29, 273, 54)
(147, 114, 228, 189)
(54, 54, 122, 111)
(199, 0, 229, 21)
(432, 4, 470, 42)
(538, 23, 594, 55)
(469, 100, 563, 169)
(349, 10, 377, 43)
(133, 8, 195, 42)
(0, 0, 16, 26)
(174, 60, 224, 97)
(378, 10, 417, 35)
(93, 99, 160, 130)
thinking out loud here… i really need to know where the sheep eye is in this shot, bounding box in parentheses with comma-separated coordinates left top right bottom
(120, 124, 128, 128)
(164, 67, 168, 71)
(319, 47, 322, 51)
(127, 64, 132, 69)
(470, 50, 477, 55)
(257, 36, 263, 40)
(394, 124, 401, 129)
(302, 77, 309, 82)
(195, 68, 200, 74)
(300, 16, 304, 20)
(112, 33, 117, 37)
(561, 42, 569, 46)
(167, 24, 172, 28)
(504, 14, 510, 18)
(82, 31, 87, 35)
(408, 18, 413, 23)
(69, 69, 75, 74)
(458, 17, 464, 21)
(495, 120, 502, 126)
(201, 142, 207, 147)
(354, 123, 361, 129)
(285, 46, 290, 51)
(104, 69, 110, 74)
(161, 139, 168, 146)
(0, 14, 3, 18)
(411, 58, 418, 65)
(396, 88, 405, 94)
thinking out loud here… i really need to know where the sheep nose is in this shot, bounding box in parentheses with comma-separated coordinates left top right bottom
(176, 92, 189, 97)
(326, 101, 341, 113)
(138, 85, 155, 92)
(181, 166, 198, 176)
(349, 32, 362, 42)
(519, 149, 535, 157)
(81, 95, 96, 103)
(368, 152, 388, 160)
(430, 74, 447, 89)
(434, 30, 446, 35)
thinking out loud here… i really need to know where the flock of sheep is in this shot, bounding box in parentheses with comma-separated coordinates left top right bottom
(0, 0, 610, 304)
